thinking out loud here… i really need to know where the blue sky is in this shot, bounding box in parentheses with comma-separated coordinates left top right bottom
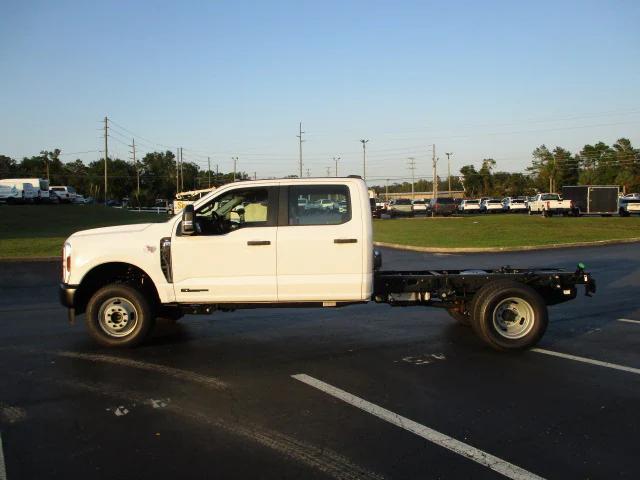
(1, 0, 639, 183)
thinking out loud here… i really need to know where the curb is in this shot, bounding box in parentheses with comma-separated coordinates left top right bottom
(374, 237, 640, 253)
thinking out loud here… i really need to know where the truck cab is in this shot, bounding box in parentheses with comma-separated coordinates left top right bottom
(60, 178, 373, 346)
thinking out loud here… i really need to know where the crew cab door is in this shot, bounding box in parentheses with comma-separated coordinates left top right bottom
(277, 183, 364, 301)
(171, 186, 278, 303)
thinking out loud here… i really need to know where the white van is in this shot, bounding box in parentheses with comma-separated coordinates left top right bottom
(0, 178, 50, 202)
(0, 185, 20, 203)
(0, 179, 42, 202)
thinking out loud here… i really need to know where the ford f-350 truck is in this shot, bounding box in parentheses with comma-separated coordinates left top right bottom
(59, 177, 595, 351)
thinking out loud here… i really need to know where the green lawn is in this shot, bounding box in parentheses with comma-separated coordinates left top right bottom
(0, 205, 168, 258)
(373, 215, 640, 249)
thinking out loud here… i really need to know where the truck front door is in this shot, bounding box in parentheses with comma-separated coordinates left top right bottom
(276, 184, 364, 301)
(171, 186, 278, 303)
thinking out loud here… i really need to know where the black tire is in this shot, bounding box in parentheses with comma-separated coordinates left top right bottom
(620, 208, 630, 217)
(85, 284, 155, 347)
(527, 208, 533, 215)
(470, 280, 548, 351)
(447, 306, 471, 326)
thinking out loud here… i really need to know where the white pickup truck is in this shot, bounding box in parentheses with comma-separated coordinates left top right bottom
(59, 178, 595, 351)
(527, 193, 573, 217)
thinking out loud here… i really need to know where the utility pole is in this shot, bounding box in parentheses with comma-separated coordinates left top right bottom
(360, 139, 369, 181)
(297, 122, 305, 178)
(431, 144, 437, 217)
(254, 171, 257, 180)
(129, 138, 139, 196)
(207, 157, 211, 188)
(216, 164, 219, 185)
(44, 153, 49, 181)
(232, 156, 238, 181)
(104, 116, 108, 203)
(180, 147, 184, 192)
(445, 152, 452, 194)
(408, 157, 416, 200)
(334, 156, 340, 177)
(385, 179, 389, 200)
(175, 149, 180, 193)
(326, 166, 331, 176)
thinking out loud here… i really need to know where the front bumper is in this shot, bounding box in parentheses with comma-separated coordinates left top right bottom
(59, 283, 80, 323)
(59, 283, 78, 308)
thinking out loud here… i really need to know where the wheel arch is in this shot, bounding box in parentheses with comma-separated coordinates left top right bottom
(74, 262, 161, 316)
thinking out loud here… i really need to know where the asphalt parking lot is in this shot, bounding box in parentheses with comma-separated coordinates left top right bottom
(1, 244, 639, 480)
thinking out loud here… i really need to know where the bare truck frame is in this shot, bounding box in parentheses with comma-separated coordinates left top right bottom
(372, 261, 596, 350)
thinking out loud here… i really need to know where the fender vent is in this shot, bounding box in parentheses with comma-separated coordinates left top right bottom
(160, 237, 173, 283)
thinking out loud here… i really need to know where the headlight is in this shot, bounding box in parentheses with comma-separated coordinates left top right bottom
(62, 242, 72, 283)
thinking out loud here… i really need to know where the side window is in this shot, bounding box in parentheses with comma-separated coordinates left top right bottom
(288, 185, 351, 226)
(195, 187, 271, 235)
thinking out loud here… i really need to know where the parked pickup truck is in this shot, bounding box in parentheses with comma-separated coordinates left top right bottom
(59, 178, 595, 351)
(528, 193, 573, 217)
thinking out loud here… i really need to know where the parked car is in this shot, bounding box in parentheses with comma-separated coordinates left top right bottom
(480, 198, 504, 213)
(502, 197, 527, 213)
(429, 197, 457, 216)
(458, 199, 481, 213)
(50, 185, 78, 203)
(411, 199, 428, 214)
(619, 197, 640, 217)
(621, 193, 640, 200)
(528, 193, 573, 217)
(388, 198, 414, 217)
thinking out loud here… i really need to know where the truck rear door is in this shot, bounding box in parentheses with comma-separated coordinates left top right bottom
(277, 183, 364, 301)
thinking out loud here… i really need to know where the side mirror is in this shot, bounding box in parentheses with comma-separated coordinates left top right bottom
(181, 204, 195, 235)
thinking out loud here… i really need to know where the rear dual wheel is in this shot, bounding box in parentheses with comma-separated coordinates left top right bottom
(469, 280, 548, 351)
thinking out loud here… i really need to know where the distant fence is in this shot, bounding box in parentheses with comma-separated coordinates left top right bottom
(126, 206, 170, 214)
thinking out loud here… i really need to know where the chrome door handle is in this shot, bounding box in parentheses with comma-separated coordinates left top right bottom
(334, 238, 357, 244)
(247, 240, 271, 246)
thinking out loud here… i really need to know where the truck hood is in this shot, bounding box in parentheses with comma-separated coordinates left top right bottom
(70, 223, 155, 238)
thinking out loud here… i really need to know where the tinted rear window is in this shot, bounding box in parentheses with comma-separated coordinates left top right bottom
(435, 197, 455, 204)
(395, 199, 412, 205)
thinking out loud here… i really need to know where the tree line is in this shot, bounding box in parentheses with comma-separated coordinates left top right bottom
(2, 137, 638, 203)
(373, 138, 639, 198)
(0, 150, 248, 206)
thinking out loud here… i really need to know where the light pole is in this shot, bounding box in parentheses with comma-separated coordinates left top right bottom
(360, 139, 369, 181)
(232, 156, 238, 182)
(445, 152, 452, 194)
(334, 156, 340, 177)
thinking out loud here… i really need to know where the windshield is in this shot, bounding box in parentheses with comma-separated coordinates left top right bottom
(465, 200, 479, 204)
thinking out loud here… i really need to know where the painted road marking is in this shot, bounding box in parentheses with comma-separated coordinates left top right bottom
(0, 432, 7, 480)
(618, 318, 640, 325)
(532, 348, 640, 375)
(292, 373, 544, 480)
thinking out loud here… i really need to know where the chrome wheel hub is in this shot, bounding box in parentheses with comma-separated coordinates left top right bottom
(492, 297, 535, 339)
(98, 297, 138, 337)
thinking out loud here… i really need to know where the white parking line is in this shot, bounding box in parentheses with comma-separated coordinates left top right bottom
(292, 373, 544, 480)
(617, 318, 640, 325)
(0, 432, 7, 480)
(531, 348, 640, 375)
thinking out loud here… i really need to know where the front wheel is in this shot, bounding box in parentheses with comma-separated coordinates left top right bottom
(470, 280, 548, 351)
(86, 284, 155, 347)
